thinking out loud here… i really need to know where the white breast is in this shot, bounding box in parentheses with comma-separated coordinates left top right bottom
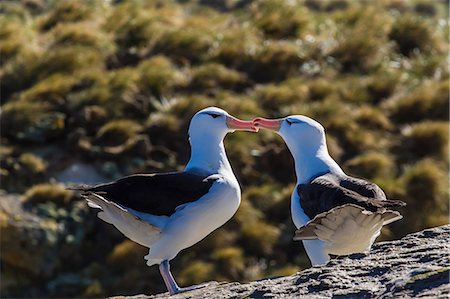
(290, 188, 311, 229)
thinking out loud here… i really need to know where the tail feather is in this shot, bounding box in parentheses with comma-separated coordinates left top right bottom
(82, 193, 162, 248)
(294, 204, 403, 255)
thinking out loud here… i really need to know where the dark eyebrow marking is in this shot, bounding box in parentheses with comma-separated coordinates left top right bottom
(207, 113, 221, 118)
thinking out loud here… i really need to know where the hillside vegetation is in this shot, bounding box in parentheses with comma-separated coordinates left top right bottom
(0, 0, 448, 297)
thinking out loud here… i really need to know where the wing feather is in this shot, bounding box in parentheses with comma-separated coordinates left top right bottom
(69, 172, 221, 216)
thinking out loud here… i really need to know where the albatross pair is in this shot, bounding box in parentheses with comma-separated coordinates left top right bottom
(71, 107, 405, 295)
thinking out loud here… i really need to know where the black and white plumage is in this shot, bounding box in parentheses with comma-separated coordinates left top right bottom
(254, 115, 405, 266)
(70, 107, 256, 295)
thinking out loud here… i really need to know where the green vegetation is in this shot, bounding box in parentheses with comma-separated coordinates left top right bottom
(0, 0, 448, 298)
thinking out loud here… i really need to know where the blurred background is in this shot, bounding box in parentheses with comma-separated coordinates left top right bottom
(0, 0, 448, 297)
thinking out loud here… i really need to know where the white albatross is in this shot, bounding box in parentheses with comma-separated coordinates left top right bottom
(69, 107, 257, 295)
(253, 115, 405, 266)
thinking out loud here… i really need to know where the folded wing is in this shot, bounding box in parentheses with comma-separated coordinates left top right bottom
(70, 172, 220, 217)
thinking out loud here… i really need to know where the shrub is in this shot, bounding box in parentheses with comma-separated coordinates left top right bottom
(240, 220, 281, 256)
(138, 56, 185, 97)
(24, 183, 75, 205)
(366, 69, 400, 102)
(401, 121, 448, 161)
(388, 80, 449, 123)
(19, 153, 46, 174)
(211, 25, 262, 68)
(248, 40, 304, 82)
(1, 101, 65, 143)
(31, 46, 104, 81)
(51, 23, 115, 56)
(153, 27, 214, 64)
(212, 247, 245, 279)
(249, 0, 309, 38)
(389, 14, 437, 56)
(344, 152, 394, 179)
(400, 159, 448, 231)
(177, 261, 215, 285)
(331, 6, 390, 72)
(40, 1, 92, 31)
(253, 80, 309, 113)
(19, 74, 77, 107)
(94, 120, 142, 147)
(189, 63, 247, 90)
(354, 106, 392, 130)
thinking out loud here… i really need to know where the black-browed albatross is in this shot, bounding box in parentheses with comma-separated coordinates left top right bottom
(253, 115, 405, 266)
(70, 107, 257, 295)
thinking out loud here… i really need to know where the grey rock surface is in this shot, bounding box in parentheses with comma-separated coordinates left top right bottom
(111, 225, 450, 299)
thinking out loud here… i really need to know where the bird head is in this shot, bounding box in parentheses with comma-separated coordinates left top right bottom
(189, 107, 258, 140)
(253, 115, 326, 153)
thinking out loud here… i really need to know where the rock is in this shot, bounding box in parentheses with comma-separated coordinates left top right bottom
(110, 225, 450, 299)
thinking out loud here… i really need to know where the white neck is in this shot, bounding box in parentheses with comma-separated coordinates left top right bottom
(287, 140, 344, 185)
(184, 133, 234, 176)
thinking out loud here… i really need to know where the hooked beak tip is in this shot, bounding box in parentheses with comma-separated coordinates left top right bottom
(252, 117, 282, 131)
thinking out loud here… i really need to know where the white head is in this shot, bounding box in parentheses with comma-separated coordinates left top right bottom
(189, 107, 257, 142)
(253, 115, 343, 183)
(186, 107, 257, 174)
(253, 115, 326, 156)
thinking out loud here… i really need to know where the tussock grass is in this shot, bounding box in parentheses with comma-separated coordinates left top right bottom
(249, 0, 309, 38)
(94, 120, 142, 147)
(389, 14, 438, 56)
(190, 63, 247, 90)
(387, 80, 449, 123)
(401, 121, 448, 161)
(24, 183, 75, 205)
(344, 152, 394, 179)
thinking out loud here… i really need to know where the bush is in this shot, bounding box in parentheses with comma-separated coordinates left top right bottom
(344, 152, 394, 179)
(138, 56, 185, 97)
(19, 74, 76, 107)
(388, 80, 449, 123)
(249, 0, 309, 38)
(331, 6, 390, 72)
(1, 101, 65, 143)
(40, 1, 92, 31)
(31, 46, 104, 81)
(253, 80, 309, 113)
(177, 261, 215, 285)
(354, 106, 392, 130)
(153, 27, 214, 64)
(212, 247, 245, 279)
(189, 63, 247, 90)
(247, 40, 304, 82)
(211, 25, 261, 68)
(51, 23, 115, 56)
(400, 159, 448, 231)
(389, 14, 437, 56)
(24, 183, 75, 205)
(94, 120, 142, 147)
(401, 121, 448, 161)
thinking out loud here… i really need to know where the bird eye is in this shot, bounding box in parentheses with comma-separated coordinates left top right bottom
(286, 119, 293, 125)
(208, 113, 221, 119)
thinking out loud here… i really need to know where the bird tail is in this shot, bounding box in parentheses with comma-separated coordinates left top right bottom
(82, 192, 162, 247)
(294, 204, 402, 255)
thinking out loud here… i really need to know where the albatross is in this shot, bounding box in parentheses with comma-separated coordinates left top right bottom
(253, 115, 405, 266)
(70, 107, 257, 295)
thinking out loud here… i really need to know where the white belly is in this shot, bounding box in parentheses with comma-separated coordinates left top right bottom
(145, 178, 240, 265)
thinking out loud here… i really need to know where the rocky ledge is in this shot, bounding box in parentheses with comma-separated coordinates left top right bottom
(112, 225, 449, 299)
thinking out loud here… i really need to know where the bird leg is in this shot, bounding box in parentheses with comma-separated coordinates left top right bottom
(159, 260, 209, 295)
(159, 260, 180, 295)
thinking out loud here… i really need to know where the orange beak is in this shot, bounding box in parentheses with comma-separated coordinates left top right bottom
(227, 116, 258, 132)
(252, 117, 282, 132)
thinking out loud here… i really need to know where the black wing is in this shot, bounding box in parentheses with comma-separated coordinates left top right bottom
(71, 172, 220, 216)
(297, 173, 406, 219)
